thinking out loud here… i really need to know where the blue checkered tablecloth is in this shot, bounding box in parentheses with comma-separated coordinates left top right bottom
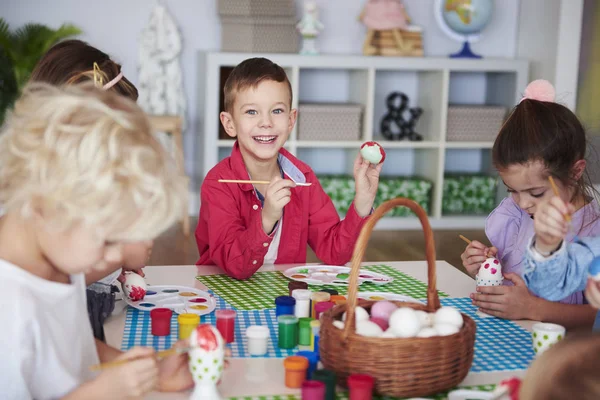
(122, 293, 534, 372)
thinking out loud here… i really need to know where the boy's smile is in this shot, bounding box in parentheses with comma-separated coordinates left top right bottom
(221, 79, 296, 165)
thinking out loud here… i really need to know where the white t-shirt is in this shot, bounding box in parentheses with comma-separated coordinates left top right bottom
(263, 215, 282, 265)
(0, 259, 100, 400)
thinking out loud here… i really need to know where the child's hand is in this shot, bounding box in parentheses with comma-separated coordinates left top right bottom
(157, 340, 193, 392)
(261, 177, 296, 234)
(117, 268, 145, 284)
(533, 196, 575, 254)
(586, 278, 600, 309)
(471, 273, 538, 320)
(97, 347, 158, 398)
(461, 241, 498, 278)
(353, 153, 383, 217)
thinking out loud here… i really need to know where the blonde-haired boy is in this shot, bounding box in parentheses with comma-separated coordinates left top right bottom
(0, 83, 192, 399)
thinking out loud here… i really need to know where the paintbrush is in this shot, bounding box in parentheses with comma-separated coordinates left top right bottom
(218, 179, 311, 187)
(459, 235, 493, 258)
(548, 176, 572, 222)
(89, 346, 192, 371)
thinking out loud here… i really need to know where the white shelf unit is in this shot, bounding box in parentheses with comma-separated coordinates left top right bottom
(197, 52, 529, 229)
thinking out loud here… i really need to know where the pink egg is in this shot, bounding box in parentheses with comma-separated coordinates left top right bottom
(369, 317, 389, 331)
(370, 300, 398, 321)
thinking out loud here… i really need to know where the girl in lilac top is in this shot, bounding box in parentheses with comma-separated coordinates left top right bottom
(486, 196, 600, 305)
(462, 79, 600, 330)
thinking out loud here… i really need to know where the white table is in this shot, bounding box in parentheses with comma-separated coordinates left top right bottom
(104, 261, 534, 399)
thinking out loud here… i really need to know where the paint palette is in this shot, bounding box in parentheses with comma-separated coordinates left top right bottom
(123, 285, 216, 316)
(356, 291, 423, 304)
(282, 265, 393, 286)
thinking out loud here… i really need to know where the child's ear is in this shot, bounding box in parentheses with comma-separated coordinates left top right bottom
(288, 108, 298, 132)
(220, 112, 237, 138)
(572, 159, 587, 181)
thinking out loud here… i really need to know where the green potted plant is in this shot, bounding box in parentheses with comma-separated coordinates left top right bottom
(0, 18, 81, 125)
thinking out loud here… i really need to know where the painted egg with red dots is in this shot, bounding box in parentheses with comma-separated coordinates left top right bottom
(360, 141, 386, 165)
(121, 272, 147, 301)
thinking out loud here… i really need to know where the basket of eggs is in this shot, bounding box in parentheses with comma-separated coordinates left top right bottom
(319, 197, 476, 398)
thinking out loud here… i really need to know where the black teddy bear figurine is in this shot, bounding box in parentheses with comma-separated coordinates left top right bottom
(380, 92, 423, 141)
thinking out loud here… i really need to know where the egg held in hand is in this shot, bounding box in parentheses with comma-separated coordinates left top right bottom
(360, 141, 386, 164)
(121, 272, 147, 301)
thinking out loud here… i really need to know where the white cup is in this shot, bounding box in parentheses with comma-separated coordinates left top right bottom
(532, 322, 565, 356)
(245, 325, 269, 356)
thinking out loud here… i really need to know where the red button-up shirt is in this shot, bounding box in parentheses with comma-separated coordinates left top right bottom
(195, 142, 368, 280)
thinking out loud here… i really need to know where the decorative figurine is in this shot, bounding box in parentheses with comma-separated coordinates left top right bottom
(380, 92, 423, 141)
(297, 1, 325, 55)
(359, 0, 423, 57)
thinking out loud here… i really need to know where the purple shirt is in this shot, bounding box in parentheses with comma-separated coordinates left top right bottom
(485, 197, 600, 305)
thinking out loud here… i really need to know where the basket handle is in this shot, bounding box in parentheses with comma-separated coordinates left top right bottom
(342, 198, 441, 341)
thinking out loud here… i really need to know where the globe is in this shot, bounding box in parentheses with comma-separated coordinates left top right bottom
(434, 0, 494, 58)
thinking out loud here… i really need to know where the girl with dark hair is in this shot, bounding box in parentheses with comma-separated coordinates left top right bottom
(462, 80, 600, 330)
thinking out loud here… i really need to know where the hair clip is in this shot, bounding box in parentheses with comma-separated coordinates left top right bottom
(93, 62, 124, 90)
(520, 79, 556, 103)
(93, 62, 104, 88)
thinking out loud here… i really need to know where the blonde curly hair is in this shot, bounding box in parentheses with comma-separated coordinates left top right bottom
(0, 82, 187, 242)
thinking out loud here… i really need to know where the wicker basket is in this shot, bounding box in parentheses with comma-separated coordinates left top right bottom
(319, 198, 476, 398)
(446, 106, 506, 141)
(220, 16, 298, 53)
(298, 103, 363, 141)
(217, 0, 296, 17)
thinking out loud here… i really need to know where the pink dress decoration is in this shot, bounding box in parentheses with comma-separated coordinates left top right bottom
(361, 0, 408, 31)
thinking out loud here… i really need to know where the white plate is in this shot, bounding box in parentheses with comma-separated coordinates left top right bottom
(123, 285, 216, 316)
(356, 291, 423, 304)
(282, 265, 393, 287)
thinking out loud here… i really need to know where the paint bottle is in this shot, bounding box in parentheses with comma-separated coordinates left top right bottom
(301, 380, 326, 400)
(288, 281, 308, 296)
(275, 296, 296, 317)
(330, 295, 347, 305)
(283, 356, 309, 388)
(310, 292, 331, 319)
(348, 374, 375, 400)
(177, 313, 200, 340)
(245, 325, 269, 356)
(320, 288, 338, 296)
(215, 309, 236, 343)
(150, 308, 172, 336)
(278, 315, 299, 349)
(296, 350, 319, 379)
(298, 317, 314, 346)
(312, 369, 337, 400)
(314, 301, 335, 320)
(310, 319, 321, 357)
(292, 289, 312, 318)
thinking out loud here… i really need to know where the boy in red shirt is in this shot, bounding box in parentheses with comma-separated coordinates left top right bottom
(196, 57, 383, 279)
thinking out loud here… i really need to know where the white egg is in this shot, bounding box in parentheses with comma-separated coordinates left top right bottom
(121, 273, 147, 301)
(434, 307, 464, 329)
(415, 310, 433, 327)
(333, 320, 345, 330)
(434, 323, 460, 336)
(381, 328, 396, 338)
(389, 307, 421, 338)
(342, 306, 370, 323)
(416, 327, 438, 338)
(355, 320, 384, 337)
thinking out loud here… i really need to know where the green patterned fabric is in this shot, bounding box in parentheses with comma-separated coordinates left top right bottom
(197, 265, 448, 310)
(319, 175, 433, 217)
(443, 174, 498, 215)
(227, 384, 497, 400)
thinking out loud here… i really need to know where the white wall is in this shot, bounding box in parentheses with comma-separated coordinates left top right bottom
(1, 0, 520, 179)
